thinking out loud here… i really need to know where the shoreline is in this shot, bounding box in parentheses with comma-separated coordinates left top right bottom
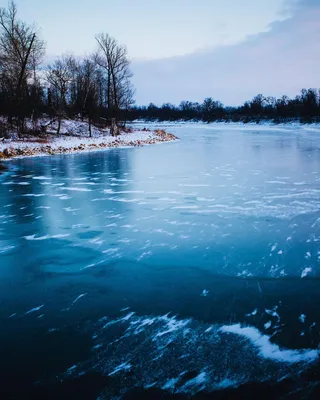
(130, 120, 320, 130)
(0, 129, 177, 161)
(129, 118, 320, 127)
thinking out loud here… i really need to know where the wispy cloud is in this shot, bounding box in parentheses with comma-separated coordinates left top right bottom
(132, 0, 320, 105)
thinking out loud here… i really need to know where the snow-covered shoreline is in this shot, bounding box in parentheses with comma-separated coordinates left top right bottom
(130, 119, 320, 132)
(0, 129, 177, 160)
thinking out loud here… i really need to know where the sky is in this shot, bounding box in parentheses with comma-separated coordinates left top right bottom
(1, 0, 319, 105)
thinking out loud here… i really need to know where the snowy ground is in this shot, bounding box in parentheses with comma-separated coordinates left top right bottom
(0, 119, 177, 159)
(131, 119, 320, 132)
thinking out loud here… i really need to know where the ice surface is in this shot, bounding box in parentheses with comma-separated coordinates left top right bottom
(2, 121, 320, 398)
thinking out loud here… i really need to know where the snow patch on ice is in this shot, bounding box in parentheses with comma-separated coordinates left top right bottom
(264, 321, 272, 330)
(301, 268, 312, 278)
(24, 234, 70, 241)
(246, 309, 258, 317)
(32, 176, 52, 180)
(108, 362, 132, 376)
(72, 293, 87, 305)
(62, 187, 92, 192)
(299, 314, 306, 324)
(220, 324, 318, 363)
(25, 305, 44, 315)
(181, 372, 207, 391)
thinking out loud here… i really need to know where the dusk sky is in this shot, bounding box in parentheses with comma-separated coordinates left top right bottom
(2, 0, 319, 105)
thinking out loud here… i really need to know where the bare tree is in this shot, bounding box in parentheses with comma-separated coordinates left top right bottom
(78, 58, 98, 136)
(94, 33, 134, 125)
(118, 78, 135, 124)
(46, 55, 75, 134)
(94, 67, 106, 110)
(0, 1, 45, 134)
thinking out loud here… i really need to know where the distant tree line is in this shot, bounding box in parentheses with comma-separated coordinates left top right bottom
(125, 90, 320, 124)
(0, 1, 134, 137)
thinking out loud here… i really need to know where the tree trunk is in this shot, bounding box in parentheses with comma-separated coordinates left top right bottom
(110, 118, 119, 136)
(16, 33, 36, 138)
(16, 33, 36, 97)
(111, 74, 119, 120)
(107, 74, 111, 112)
(57, 118, 61, 135)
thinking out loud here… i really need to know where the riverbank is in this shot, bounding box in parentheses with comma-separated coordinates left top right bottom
(0, 128, 177, 160)
(130, 119, 320, 131)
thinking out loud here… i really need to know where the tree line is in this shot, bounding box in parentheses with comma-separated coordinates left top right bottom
(0, 1, 134, 137)
(126, 90, 320, 124)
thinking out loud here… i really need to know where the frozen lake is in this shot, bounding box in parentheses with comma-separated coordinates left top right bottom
(0, 122, 320, 398)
